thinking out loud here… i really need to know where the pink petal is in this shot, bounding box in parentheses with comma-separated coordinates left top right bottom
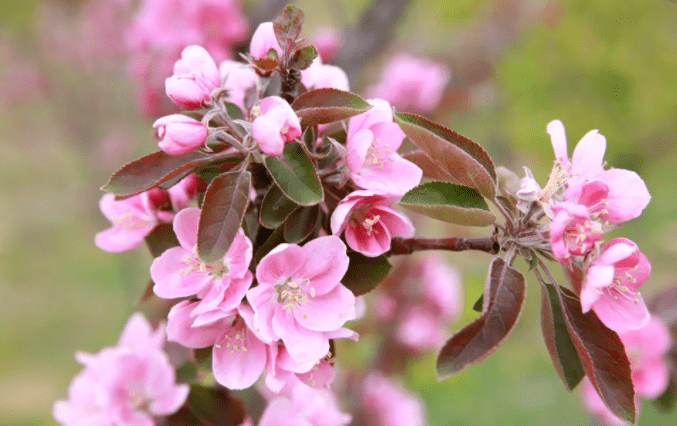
(373, 206, 415, 238)
(351, 154, 422, 195)
(581, 265, 614, 312)
(253, 110, 287, 156)
(369, 121, 406, 153)
(246, 285, 279, 343)
(299, 236, 349, 296)
(172, 207, 200, 249)
(598, 168, 651, 223)
(118, 313, 165, 353)
(345, 220, 391, 257)
(347, 99, 393, 141)
(225, 229, 253, 279)
(256, 244, 307, 287)
(294, 285, 356, 332)
(212, 321, 267, 390)
(166, 301, 225, 348)
(546, 120, 568, 165)
(329, 196, 360, 236)
(95, 225, 150, 252)
(151, 246, 213, 298)
(592, 292, 651, 333)
(345, 129, 373, 172)
(272, 308, 329, 364)
(570, 129, 606, 182)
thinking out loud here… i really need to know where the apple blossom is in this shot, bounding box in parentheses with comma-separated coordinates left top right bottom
(250, 22, 282, 59)
(252, 96, 302, 156)
(219, 60, 259, 111)
(301, 58, 350, 91)
(360, 372, 428, 426)
(549, 201, 603, 263)
(165, 45, 221, 109)
(311, 28, 342, 63)
(153, 114, 208, 155)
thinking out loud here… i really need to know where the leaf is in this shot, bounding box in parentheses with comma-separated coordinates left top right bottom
(260, 184, 298, 229)
(394, 112, 496, 199)
(273, 4, 304, 52)
(175, 362, 198, 384)
(197, 171, 251, 263)
(400, 181, 496, 227)
(102, 150, 232, 197)
(291, 88, 372, 129)
(540, 282, 586, 391)
(472, 294, 484, 313)
(264, 142, 323, 206)
(291, 45, 318, 70)
(652, 377, 677, 412)
(342, 252, 392, 296)
(185, 385, 247, 426)
(554, 283, 635, 423)
(437, 257, 525, 380)
(403, 150, 462, 183)
(145, 223, 180, 258)
(165, 406, 206, 426)
(284, 206, 319, 243)
(254, 226, 285, 264)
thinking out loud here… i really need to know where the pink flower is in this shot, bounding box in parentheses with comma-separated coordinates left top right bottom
(151, 207, 253, 313)
(252, 96, 302, 156)
(360, 373, 428, 426)
(53, 314, 189, 426)
(153, 114, 208, 156)
(264, 343, 337, 393)
(167, 174, 204, 211)
(219, 60, 259, 110)
(311, 28, 342, 63)
(549, 201, 603, 263)
(250, 22, 282, 59)
(247, 236, 356, 364)
(301, 58, 350, 91)
(580, 238, 651, 333)
(191, 0, 249, 61)
(419, 256, 463, 320)
(165, 45, 221, 109)
(166, 301, 268, 390)
(581, 378, 633, 426)
(346, 100, 422, 194)
(366, 54, 450, 113)
(95, 189, 172, 252)
(395, 307, 446, 351)
(330, 190, 414, 257)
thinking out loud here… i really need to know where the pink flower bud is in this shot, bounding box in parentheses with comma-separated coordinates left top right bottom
(250, 22, 282, 59)
(165, 45, 221, 109)
(252, 96, 302, 156)
(153, 114, 208, 156)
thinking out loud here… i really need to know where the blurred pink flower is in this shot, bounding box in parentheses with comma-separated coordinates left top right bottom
(361, 373, 428, 426)
(252, 96, 302, 156)
(301, 58, 350, 91)
(219, 60, 259, 111)
(311, 27, 343, 63)
(366, 54, 450, 113)
(153, 114, 208, 155)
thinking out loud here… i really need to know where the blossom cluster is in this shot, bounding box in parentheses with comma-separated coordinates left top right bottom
(518, 120, 652, 333)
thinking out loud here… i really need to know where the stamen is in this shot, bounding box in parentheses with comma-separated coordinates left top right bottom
(276, 278, 315, 311)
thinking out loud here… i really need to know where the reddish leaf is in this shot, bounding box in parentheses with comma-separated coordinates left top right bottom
(555, 284, 636, 423)
(290, 45, 318, 70)
(185, 385, 247, 426)
(291, 88, 371, 129)
(403, 150, 462, 183)
(145, 223, 180, 258)
(436, 257, 525, 379)
(394, 112, 496, 199)
(283, 205, 319, 243)
(540, 282, 585, 390)
(102, 150, 234, 197)
(273, 5, 304, 53)
(197, 171, 251, 263)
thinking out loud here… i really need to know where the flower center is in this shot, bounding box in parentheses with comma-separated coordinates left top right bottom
(606, 275, 641, 304)
(112, 213, 154, 231)
(180, 246, 228, 278)
(275, 278, 315, 311)
(564, 219, 602, 254)
(126, 382, 150, 413)
(364, 138, 392, 169)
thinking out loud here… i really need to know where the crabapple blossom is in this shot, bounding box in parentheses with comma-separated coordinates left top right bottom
(219, 60, 259, 111)
(165, 45, 221, 109)
(311, 28, 342, 63)
(247, 236, 356, 364)
(580, 238, 651, 333)
(366, 54, 450, 113)
(301, 58, 350, 91)
(166, 174, 203, 211)
(153, 114, 208, 155)
(360, 372, 428, 426)
(581, 316, 672, 425)
(53, 314, 189, 426)
(330, 190, 414, 257)
(549, 201, 603, 263)
(151, 207, 253, 313)
(250, 22, 282, 59)
(419, 256, 463, 320)
(252, 96, 302, 156)
(346, 100, 422, 194)
(95, 189, 173, 252)
(264, 342, 337, 393)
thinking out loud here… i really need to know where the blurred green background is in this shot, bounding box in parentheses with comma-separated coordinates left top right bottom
(1, 0, 677, 424)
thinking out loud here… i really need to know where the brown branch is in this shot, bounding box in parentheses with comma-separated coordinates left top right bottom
(387, 236, 499, 256)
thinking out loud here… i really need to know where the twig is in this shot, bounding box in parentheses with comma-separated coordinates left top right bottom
(387, 236, 499, 256)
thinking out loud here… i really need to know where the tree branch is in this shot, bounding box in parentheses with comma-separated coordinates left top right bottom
(387, 236, 500, 256)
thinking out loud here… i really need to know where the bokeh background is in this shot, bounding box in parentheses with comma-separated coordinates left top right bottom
(2, 0, 677, 424)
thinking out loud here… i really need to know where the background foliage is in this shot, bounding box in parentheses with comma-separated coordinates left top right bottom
(1, 0, 677, 424)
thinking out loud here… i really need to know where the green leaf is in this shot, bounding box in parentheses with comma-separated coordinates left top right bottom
(197, 171, 251, 263)
(102, 149, 233, 197)
(342, 252, 391, 296)
(264, 142, 323, 206)
(437, 258, 526, 380)
(175, 362, 198, 384)
(259, 184, 298, 229)
(291, 45, 318, 70)
(254, 226, 285, 264)
(394, 112, 496, 199)
(284, 206, 319, 243)
(400, 181, 496, 226)
(472, 294, 484, 313)
(185, 385, 247, 426)
(540, 282, 586, 391)
(291, 88, 372, 129)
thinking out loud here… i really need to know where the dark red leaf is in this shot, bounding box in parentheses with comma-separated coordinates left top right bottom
(403, 150, 462, 183)
(283, 205, 319, 243)
(273, 5, 304, 53)
(144, 223, 180, 258)
(102, 150, 233, 197)
(436, 257, 525, 379)
(185, 385, 247, 426)
(291, 88, 371, 129)
(197, 171, 251, 263)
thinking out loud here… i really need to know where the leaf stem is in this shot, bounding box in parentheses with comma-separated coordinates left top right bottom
(387, 236, 499, 256)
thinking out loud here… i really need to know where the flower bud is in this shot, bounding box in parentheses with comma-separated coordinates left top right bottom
(250, 22, 282, 59)
(165, 46, 221, 109)
(252, 96, 302, 156)
(153, 114, 208, 156)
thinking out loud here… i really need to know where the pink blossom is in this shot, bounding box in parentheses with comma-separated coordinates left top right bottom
(419, 255, 463, 320)
(165, 45, 221, 109)
(311, 28, 342, 63)
(53, 314, 189, 426)
(549, 201, 603, 263)
(360, 373, 428, 426)
(346, 100, 422, 194)
(219, 60, 259, 110)
(581, 378, 632, 426)
(330, 190, 414, 257)
(250, 22, 282, 59)
(153, 114, 208, 155)
(167, 174, 204, 211)
(252, 96, 302, 156)
(151, 207, 253, 313)
(190, 0, 249, 62)
(301, 58, 350, 91)
(95, 189, 172, 252)
(580, 238, 651, 333)
(366, 54, 450, 113)
(247, 236, 356, 364)
(166, 301, 268, 390)
(395, 307, 446, 351)
(264, 343, 337, 393)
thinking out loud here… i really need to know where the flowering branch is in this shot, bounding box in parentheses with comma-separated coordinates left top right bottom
(388, 236, 500, 256)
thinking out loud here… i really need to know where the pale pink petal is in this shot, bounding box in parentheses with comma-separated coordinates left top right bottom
(253, 110, 287, 156)
(634, 358, 670, 399)
(166, 300, 226, 348)
(256, 244, 307, 287)
(345, 128, 373, 172)
(294, 285, 356, 331)
(246, 285, 279, 343)
(212, 320, 267, 390)
(369, 121, 406, 153)
(598, 168, 651, 223)
(373, 206, 415, 238)
(95, 225, 150, 252)
(351, 154, 422, 195)
(299, 236, 349, 295)
(329, 196, 361, 235)
(592, 292, 651, 333)
(225, 229, 253, 279)
(151, 247, 213, 298)
(546, 119, 568, 165)
(571, 129, 606, 181)
(581, 265, 614, 312)
(345, 220, 391, 257)
(172, 207, 200, 248)
(118, 313, 165, 353)
(272, 309, 329, 363)
(347, 99, 393, 140)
